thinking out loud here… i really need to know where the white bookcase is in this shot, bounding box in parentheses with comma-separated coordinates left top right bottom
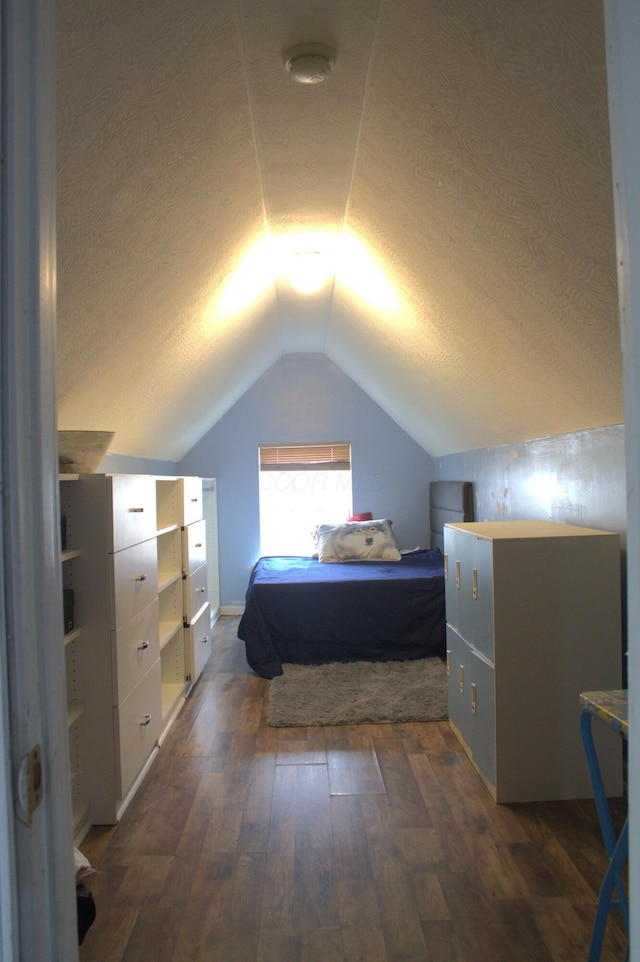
(60, 475, 91, 843)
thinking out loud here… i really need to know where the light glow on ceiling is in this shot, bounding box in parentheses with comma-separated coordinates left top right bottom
(214, 237, 276, 318)
(212, 231, 399, 318)
(334, 235, 398, 312)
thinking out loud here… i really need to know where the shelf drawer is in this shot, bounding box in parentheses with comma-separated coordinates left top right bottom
(109, 475, 157, 551)
(114, 659, 162, 799)
(182, 519, 206, 577)
(183, 562, 208, 624)
(181, 476, 203, 526)
(113, 599, 160, 705)
(111, 539, 158, 628)
(184, 602, 212, 684)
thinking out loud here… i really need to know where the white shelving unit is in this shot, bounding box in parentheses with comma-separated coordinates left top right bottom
(59, 475, 91, 844)
(155, 478, 188, 735)
(202, 478, 220, 625)
(57, 472, 219, 831)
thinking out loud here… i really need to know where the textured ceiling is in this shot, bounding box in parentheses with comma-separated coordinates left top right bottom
(56, 0, 622, 460)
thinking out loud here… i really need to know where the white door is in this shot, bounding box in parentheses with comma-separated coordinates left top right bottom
(0, 0, 79, 958)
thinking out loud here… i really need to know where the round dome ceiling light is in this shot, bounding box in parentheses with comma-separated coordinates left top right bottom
(284, 43, 336, 84)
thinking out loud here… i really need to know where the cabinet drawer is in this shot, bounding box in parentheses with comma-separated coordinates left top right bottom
(113, 599, 160, 705)
(111, 539, 158, 628)
(184, 603, 212, 684)
(182, 519, 206, 577)
(446, 626, 496, 786)
(444, 528, 494, 661)
(114, 659, 162, 799)
(109, 475, 157, 551)
(446, 626, 473, 746)
(183, 562, 208, 624)
(181, 476, 203, 526)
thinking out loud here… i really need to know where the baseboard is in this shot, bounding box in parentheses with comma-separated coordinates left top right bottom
(220, 605, 244, 616)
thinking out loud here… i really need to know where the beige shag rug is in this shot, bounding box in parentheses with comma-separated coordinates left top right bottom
(267, 657, 448, 727)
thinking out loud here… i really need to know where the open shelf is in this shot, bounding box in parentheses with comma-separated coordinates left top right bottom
(156, 523, 179, 538)
(158, 571, 181, 594)
(67, 702, 85, 728)
(61, 547, 82, 563)
(64, 626, 82, 647)
(159, 619, 182, 652)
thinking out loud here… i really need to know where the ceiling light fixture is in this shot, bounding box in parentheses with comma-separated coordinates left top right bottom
(288, 250, 328, 293)
(284, 43, 336, 84)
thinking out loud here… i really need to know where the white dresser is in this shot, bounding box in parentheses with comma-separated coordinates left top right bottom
(443, 521, 623, 803)
(66, 473, 217, 825)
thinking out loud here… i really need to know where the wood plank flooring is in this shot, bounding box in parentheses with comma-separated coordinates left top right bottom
(79, 616, 628, 962)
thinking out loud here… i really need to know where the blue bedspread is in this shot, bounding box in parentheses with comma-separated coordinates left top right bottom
(238, 549, 446, 678)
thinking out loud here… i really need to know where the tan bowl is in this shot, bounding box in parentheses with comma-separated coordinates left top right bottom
(58, 431, 115, 474)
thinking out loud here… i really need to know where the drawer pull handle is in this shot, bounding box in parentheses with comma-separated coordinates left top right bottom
(446, 650, 450, 676)
(129, 507, 144, 513)
(195, 542, 203, 548)
(459, 665, 464, 694)
(190, 498, 199, 502)
(471, 683, 477, 715)
(134, 574, 147, 582)
(455, 560, 461, 589)
(141, 714, 152, 726)
(198, 586, 205, 593)
(138, 639, 150, 651)
(444, 553, 448, 579)
(472, 568, 478, 600)
(200, 636, 209, 644)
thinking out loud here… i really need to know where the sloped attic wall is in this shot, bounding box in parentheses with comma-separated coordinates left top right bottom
(56, 0, 623, 463)
(179, 353, 433, 606)
(435, 425, 625, 541)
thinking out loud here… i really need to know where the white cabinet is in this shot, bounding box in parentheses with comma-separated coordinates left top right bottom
(62, 472, 218, 827)
(444, 521, 623, 803)
(154, 476, 214, 719)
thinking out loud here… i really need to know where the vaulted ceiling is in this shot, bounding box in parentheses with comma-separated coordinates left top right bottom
(56, 0, 623, 461)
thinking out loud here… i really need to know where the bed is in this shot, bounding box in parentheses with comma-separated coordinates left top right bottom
(238, 480, 474, 679)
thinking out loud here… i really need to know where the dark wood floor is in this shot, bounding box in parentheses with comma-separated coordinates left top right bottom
(79, 616, 628, 962)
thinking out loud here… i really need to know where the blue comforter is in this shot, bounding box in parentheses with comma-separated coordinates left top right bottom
(238, 549, 446, 678)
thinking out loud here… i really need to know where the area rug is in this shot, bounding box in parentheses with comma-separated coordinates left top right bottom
(267, 657, 448, 727)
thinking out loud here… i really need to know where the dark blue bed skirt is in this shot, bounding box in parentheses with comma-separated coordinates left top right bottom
(238, 549, 446, 679)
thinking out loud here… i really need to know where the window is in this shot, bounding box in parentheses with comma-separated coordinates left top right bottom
(259, 442, 352, 555)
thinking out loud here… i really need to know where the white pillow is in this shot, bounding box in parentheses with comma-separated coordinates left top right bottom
(316, 519, 401, 563)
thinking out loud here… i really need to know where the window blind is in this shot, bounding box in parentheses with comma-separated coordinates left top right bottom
(259, 442, 351, 472)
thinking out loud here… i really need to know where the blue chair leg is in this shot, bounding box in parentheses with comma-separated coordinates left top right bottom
(580, 710, 618, 854)
(580, 709, 629, 961)
(588, 818, 629, 962)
